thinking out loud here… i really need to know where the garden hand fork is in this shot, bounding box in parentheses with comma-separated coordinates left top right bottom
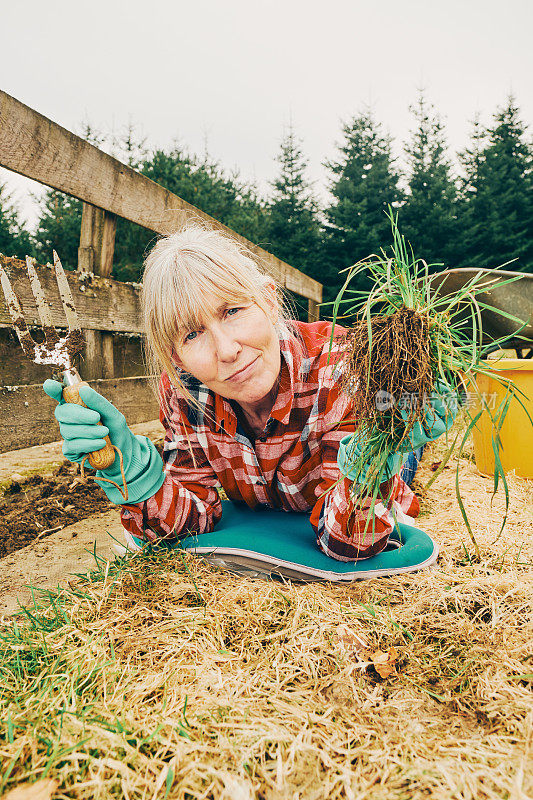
(0, 253, 116, 470)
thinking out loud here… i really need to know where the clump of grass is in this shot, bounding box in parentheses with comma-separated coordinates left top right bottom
(329, 209, 529, 555)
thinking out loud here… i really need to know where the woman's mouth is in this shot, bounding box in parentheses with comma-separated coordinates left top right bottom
(226, 356, 260, 382)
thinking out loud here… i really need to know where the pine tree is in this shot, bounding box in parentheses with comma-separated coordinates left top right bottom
(456, 114, 489, 268)
(111, 125, 158, 282)
(111, 122, 149, 171)
(33, 191, 82, 268)
(32, 123, 103, 269)
(222, 169, 269, 247)
(266, 125, 322, 311)
(458, 95, 532, 273)
(400, 91, 458, 269)
(143, 146, 268, 240)
(113, 145, 269, 282)
(323, 108, 402, 302)
(458, 114, 487, 201)
(114, 145, 213, 282)
(0, 183, 32, 259)
(29, 120, 269, 282)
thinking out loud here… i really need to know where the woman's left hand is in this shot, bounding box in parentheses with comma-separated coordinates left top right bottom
(337, 380, 459, 485)
(337, 434, 408, 484)
(398, 380, 458, 452)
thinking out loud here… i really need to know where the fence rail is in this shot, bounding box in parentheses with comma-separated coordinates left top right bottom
(0, 377, 159, 454)
(0, 91, 322, 304)
(0, 90, 323, 452)
(0, 258, 143, 334)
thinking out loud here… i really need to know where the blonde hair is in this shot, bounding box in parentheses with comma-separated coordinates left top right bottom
(142, 220, 293, 428)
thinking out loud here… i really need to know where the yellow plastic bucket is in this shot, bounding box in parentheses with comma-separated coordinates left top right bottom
(470, 359, 533, 479)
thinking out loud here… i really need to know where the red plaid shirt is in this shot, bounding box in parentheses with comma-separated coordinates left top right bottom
(121, 321, 420, 561)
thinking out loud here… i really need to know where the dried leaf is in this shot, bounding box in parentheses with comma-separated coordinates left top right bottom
(4, 779, 59, 800)
(430, 460, 450, 472)
(371, 647, 398, 679)
(336, 624, 369, 654)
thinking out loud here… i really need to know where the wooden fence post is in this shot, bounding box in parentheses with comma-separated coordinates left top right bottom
(308, 299, 320, 323)
(78, 203, 117, 379)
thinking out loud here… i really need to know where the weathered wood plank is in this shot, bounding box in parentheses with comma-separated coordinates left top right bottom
(79, 204, 102, 379)
(0, 328, 52, 386)
(0, 90, 322, 303)
(0, 377, 159, 453)
(78, 204, 118, 377)
(79, 203, 98, 273)
(101, 333, 115, 379)
(0, 330, 146, 386)
(78, 204, 116, 278)
(96, 211, 117, 376)
(307, 299, 320, 323)
(83, 330, 103, 381)
(0, 256, 144, 333)
(100, 212, 117, 278)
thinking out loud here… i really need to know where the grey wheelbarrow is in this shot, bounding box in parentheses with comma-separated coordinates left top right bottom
(429, 268, 533, 358)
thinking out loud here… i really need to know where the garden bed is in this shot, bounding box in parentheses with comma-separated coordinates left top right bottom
(0, 462, 114, 558)
(0, 420, 164, 559)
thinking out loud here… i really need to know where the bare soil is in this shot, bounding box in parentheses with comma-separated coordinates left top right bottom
(0, 509, 122, 616)
(0, 420, 164, 559)
(0, 461, 115, 558)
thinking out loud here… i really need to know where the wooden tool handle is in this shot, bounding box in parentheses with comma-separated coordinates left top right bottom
(62, 381, 116, 470)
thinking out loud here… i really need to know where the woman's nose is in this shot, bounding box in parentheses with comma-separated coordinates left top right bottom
(211, 328, 241, 362)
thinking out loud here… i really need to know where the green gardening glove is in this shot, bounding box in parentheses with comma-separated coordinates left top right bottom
(337, 432, 408, 485)
(337, 380, 459, 484)
(43, 379, 165, 505)
(397, 380, 458, 452)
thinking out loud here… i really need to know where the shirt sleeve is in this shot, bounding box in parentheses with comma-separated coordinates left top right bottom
(309, 362, 420, 562)
(120, 375, 222, 544)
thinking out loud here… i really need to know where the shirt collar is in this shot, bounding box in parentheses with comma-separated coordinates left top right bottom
(268, 323, 301, 425)
(214, 392, 237, 436)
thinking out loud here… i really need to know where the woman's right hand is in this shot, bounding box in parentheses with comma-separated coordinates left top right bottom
(43, 379, 165, 504)
(43, 379, 111, 464)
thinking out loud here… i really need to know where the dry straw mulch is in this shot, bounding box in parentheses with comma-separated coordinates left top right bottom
(1, 424, 532, 800)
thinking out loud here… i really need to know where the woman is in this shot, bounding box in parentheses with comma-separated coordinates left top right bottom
(43, 224, 442, 562)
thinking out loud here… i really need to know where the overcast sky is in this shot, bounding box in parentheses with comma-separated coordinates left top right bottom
(2, 0, 532, 228)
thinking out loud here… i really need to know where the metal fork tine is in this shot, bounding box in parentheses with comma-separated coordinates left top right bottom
(53, 250, 81, 333)
(0, 261, 38, 359)
(25, 256, 57, 343)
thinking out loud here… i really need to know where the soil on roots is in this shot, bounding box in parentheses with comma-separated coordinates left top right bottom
(342, 307, 434, 434)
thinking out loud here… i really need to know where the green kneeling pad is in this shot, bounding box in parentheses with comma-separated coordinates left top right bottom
(146, 500, 438, 582)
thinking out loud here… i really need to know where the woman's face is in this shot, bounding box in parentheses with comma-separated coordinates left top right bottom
(174, 288, 281, 409)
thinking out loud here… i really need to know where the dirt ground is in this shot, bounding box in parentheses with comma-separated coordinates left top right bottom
(1, 430, 531, 798)
(0, 420, 164, 559)
(0, 462, 115, 558)
(1, 414, 532, 797)
(0, 510, 123, 616)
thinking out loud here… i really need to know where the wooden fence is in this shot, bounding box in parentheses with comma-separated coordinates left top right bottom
(0, 90, 323, 453)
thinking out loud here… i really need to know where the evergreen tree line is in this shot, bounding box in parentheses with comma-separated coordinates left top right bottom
(1, 91, 531, 316)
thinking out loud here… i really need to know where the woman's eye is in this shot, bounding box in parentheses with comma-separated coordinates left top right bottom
(226, 307, 241, 317)
(184, 330, 198, 343)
